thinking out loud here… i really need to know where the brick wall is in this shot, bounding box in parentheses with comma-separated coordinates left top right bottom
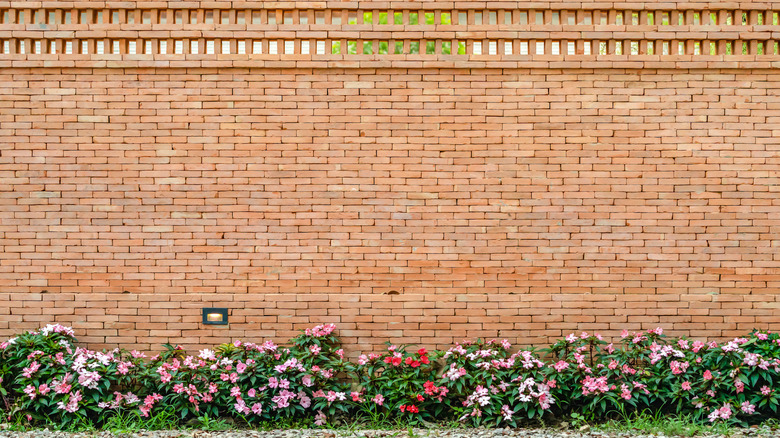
(1, 2, 780, 354)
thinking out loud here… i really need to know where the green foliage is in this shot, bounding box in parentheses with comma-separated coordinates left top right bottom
(2, 324, 780, 430)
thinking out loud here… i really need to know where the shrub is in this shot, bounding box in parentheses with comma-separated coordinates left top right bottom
(1, 323, 779, 428)
(349, 344, 439, 424)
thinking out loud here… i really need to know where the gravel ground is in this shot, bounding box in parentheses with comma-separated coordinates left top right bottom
(0, 428, 777, 438)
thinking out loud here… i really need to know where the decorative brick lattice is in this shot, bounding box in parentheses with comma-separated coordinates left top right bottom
(1, 2, 780, 65)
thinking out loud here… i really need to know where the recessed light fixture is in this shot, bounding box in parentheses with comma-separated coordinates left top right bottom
(202, 308, 228, 325)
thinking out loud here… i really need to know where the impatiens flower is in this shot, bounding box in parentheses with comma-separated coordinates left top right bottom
(443, 364, 467, 381)
(248, 388, 256, 398)
(743, 353, 760, 367)
(761, 386, 771, 395)
(372, 394, 384, 406)
(24, 385, 36, 400)
(233, 399, 250, 415)
(302, 375, 313, 387)
(309, 344, 321, 355)
(22, 361, 40, 378)
(314, 410, 327, 426)
(620, 384, 632, 400)
(299, 393, 311, 409)
(501, 404, 514, 421)
(566, 333, 577, 343)
(681, 381, 692, 391)
(198, 349, 216, 360)
(251, 403, 263, 415)
(703, 370, 713, 381)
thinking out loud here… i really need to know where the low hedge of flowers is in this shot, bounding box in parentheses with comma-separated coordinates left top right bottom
(1, 324, 779, 428)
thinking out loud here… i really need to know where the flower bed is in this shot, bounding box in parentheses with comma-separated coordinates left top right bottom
(1, 324, 778, 428)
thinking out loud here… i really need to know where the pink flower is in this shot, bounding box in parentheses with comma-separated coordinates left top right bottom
(703, 370, 713, 380)
(741, 401, 755, 414)
(230, 387, 241, 397)
(620, 329, 629, 338)
(681, 381, 691, 391)
(309, 345, 321, 355)
(236, 362, 247, 374)
(552, 360, 570, 372)
(117, 361, 133, 375)
(670, 360, 689, 375)
(501, 404, 514, 420)
(22, 361, 40, 378)
(233, 399, 250, 415)
(761, 386, 771, 395)
(248, 388, 256, 398)
(296, 392, 310, 409)
(314, 410, 327, 426)
(302, 375, 313, 387)
(620, 384, 632, 401)
(251, 402, 263, 414)
(372, 394, 384, 406)
(24, 385, 36, 400)
(734, 380, 744, 394)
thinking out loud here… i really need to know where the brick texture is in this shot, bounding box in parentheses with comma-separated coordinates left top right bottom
(1, 2, 780, 354)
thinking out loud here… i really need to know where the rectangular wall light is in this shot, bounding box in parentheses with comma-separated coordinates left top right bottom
(202, 307, 228, 325)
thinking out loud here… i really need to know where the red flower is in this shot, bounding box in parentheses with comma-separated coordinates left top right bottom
(416, 394, 424, 402)
(407, 405, 419, 413)
(399, 405, 406, 412)
(405, 357, 413, 365)
(417, 348, 427, 355)
(391, 357, 402, 366)
(410, 360, 420, 368)
(420, 356, 430, 364)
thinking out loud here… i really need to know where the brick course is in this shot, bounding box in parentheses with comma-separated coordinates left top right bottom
(1, 2, 780, 354)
